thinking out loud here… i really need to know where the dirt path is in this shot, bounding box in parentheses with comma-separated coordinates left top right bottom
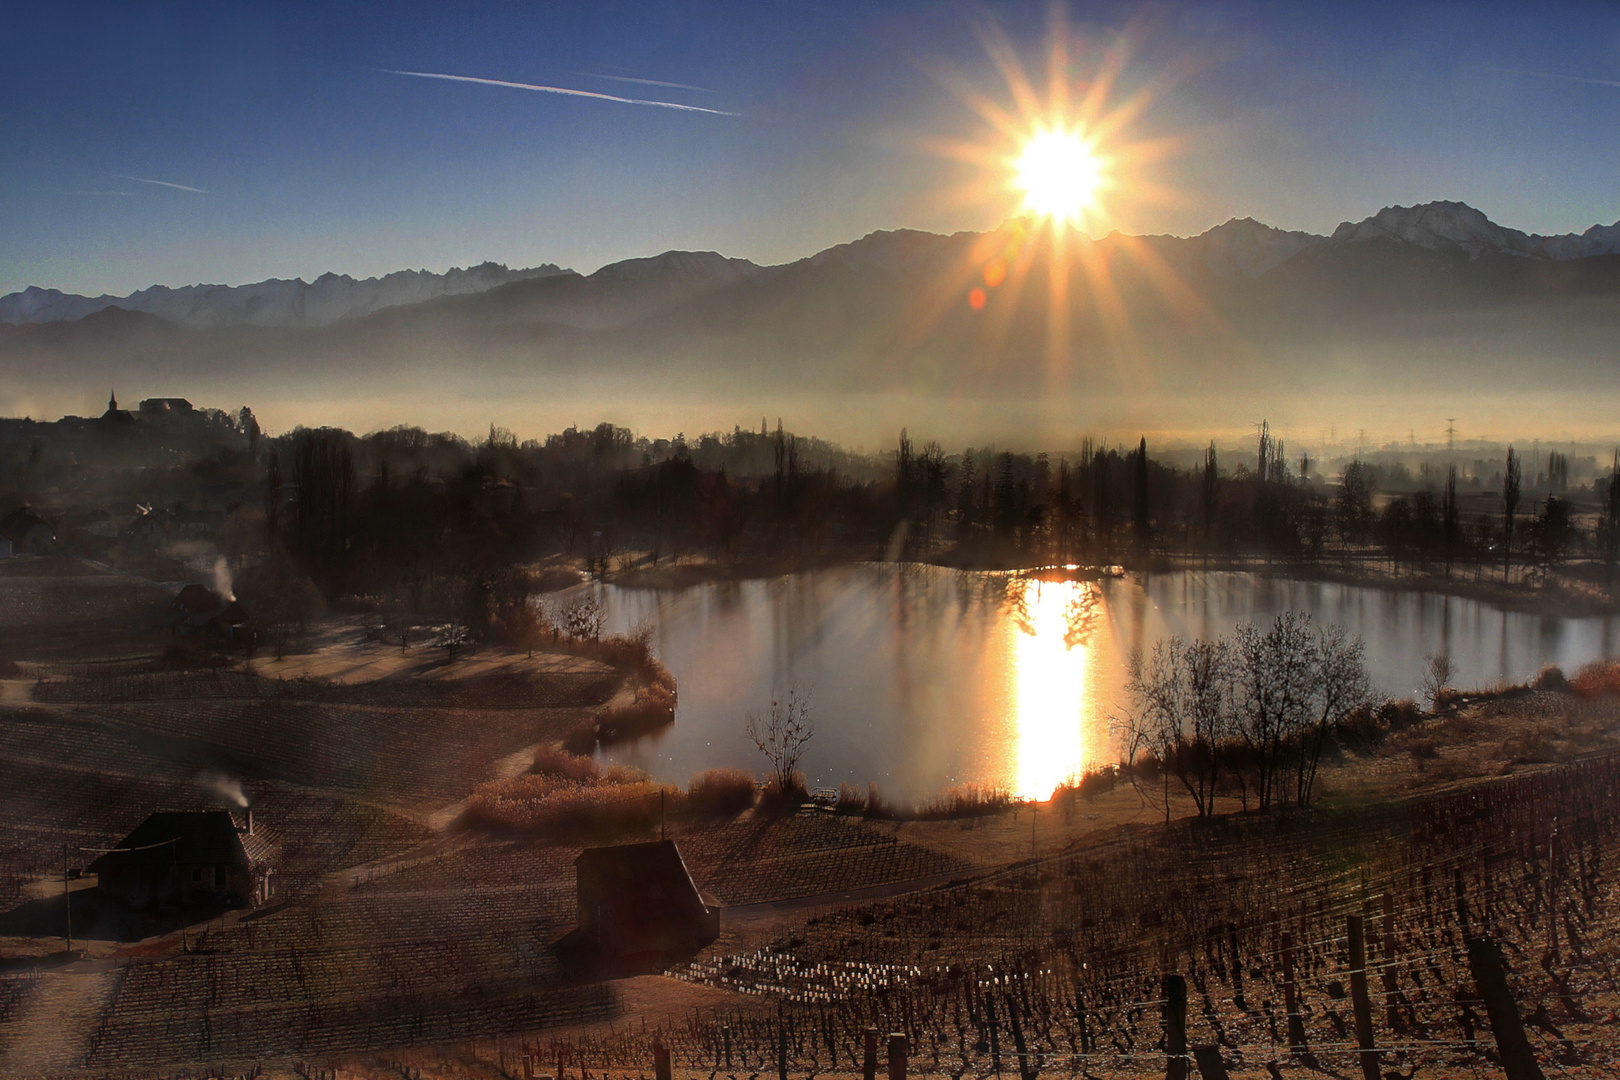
(250, 618, 609, 685)
(0, 965, 120, 1074)
(424, 740, 547, 833)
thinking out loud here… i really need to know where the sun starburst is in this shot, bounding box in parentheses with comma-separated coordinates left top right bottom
(1013, 127, 1108, 224)
(893, 8, 1235, 400)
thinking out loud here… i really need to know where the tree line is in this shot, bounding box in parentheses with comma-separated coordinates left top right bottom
(59, 413, 1602, 650)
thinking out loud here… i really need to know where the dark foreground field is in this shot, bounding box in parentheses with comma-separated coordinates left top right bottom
(2, 557, 1620, 1079)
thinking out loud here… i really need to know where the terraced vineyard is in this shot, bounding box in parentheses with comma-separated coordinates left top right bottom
(511, 753, 1620, 1079)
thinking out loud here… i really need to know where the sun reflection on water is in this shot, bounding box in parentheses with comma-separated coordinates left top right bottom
(1010, 579, 1093, 800)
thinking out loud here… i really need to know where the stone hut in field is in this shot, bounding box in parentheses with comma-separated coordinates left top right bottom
(574, 839, 719, 957)
(89, 810, 276, 909)
(169, 584, 250, 640)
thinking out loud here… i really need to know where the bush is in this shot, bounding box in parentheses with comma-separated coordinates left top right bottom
(835, 782, 868, 814)
(1500, 730, 1559, 764)
(531, 746, 599, 782)
(594, 684, 676, 744)
(561, 720, 598, 756)
(863, 782, 900, 820)
(687, 769, 756, 817)
(759, 771, 809, 810)
(1570, 660, 1620, 699)
(461, 766, 666, 836)
(1377, 698, 1425, 732)
(1533, 665, 1571, 692)
(915, 784, 1013, 819)
(1074, 766, 1118, 800)
(1332, 704, 1386, 753)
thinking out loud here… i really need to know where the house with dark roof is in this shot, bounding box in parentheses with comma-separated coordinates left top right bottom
(574, 839, 719, 957)
(89, 810, 277, 909)
(122, 504, 171, 553)
(100, 390, 135, 425)
(169, 584, 250, 640)
(139, 397, 194, 416)
(0, 507, 56, 554)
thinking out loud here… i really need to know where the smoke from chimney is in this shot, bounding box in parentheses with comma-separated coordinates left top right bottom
(212, 555, 235, 602)
(200, 772, 250, 809)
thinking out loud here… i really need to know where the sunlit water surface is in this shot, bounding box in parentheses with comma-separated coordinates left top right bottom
(583, 566, 1620, 805)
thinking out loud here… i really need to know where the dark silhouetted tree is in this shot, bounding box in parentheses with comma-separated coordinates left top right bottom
(1607, 451, 1620, 584)
(1132, 437, 1150, 553)
(264, 449, 283, 546)
(291, 429, 356, 595)
(1530, 496, 1572, 568)
(1337, 460, 1375, 545)
(1201, 442, 1218, 555)
(1442, 465, 1460, 576)
(1503, 445, 1521, 579)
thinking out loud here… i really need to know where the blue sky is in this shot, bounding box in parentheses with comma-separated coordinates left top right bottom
(3, 0, 1619, 296)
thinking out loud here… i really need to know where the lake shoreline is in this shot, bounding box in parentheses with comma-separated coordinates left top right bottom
(602, 550, 1620, 620)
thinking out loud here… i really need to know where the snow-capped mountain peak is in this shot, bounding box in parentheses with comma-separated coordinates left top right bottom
(1329, 201, 1620, 260)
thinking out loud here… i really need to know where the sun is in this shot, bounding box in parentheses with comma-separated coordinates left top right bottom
(1013, 127, 1107, 224)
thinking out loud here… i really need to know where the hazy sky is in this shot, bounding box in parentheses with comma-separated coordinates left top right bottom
(4, 0, 1619, 297)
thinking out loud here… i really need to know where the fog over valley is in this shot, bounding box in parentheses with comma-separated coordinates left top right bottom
(6, 201, 1619, 446)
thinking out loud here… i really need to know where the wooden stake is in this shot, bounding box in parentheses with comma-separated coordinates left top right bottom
(1466, 935, 1547, 1080)
(1191, 1045, 1231, 1080)
(1347, 915, 1379, 1080)
(1282, 931, 1306, 1053)
(887, 1032, 908, 1080)
(1381, 894, 1400, 1031)
(1163, 974, 1187, 1080)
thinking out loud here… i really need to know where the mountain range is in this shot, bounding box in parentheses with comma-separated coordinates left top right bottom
(0, 261, 567, 329)
(8, 201, 1619, 332)
(3, 200, 1618, 443)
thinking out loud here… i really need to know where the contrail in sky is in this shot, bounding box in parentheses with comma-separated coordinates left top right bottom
(1481, 66, 1620, 89)
(384, 69, 739, 115)
(118, 175, 208, 193)
(580, 72, 715, 94)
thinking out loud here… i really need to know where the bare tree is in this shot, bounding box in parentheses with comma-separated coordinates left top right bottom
(1120, 636, 1235, 820)
(1122, 640, 1188, 823)
(433, 623, 471, 663)
(746, 687, 814, 801)
(555, 593, 605, 641)
(1122, 615, 1368, 817)
(1185, 637, 1237, 812)
(1422, 651, 1456, 711)
(1234, 613, 1319, 812)
(1295, 624, 1371, 806)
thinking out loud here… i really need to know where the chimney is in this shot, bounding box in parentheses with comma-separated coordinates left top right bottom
(245, 807, 254, 835)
